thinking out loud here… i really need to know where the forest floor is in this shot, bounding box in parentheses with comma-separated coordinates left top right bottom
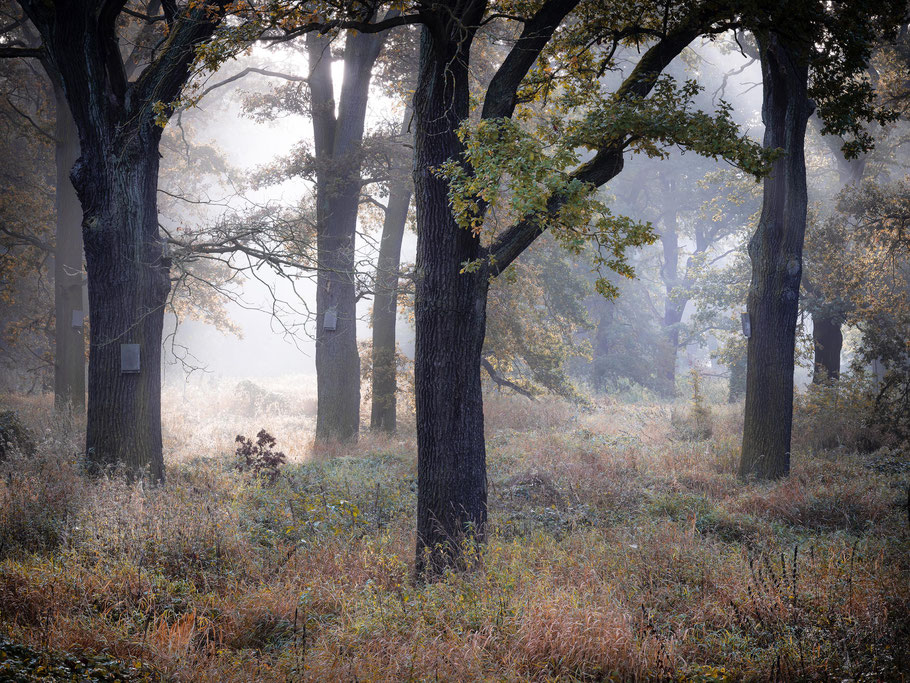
(0, 381, 908, 681)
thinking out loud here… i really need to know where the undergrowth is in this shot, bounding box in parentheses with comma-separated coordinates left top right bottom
(0, 387, 906, 681)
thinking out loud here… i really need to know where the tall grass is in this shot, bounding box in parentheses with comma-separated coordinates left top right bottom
(0, 382, 907, 680)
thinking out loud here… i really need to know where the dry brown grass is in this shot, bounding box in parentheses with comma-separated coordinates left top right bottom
(0, 383, 907, 681)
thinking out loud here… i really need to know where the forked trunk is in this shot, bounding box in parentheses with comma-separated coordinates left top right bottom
(740, 32, 814, 480)
(75, 130, 169, 481)
(413, 24, 488, 578)
(53, 85, 85, 412)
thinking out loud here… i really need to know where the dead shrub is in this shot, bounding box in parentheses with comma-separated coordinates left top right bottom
(793, 374, 884, 452)
(516, 596, 648, 677)
(735, 476, 890, 533)
(0, 448, 85, 557)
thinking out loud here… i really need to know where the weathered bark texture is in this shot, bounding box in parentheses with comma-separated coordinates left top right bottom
(308, 28, 386, 444)
(413, 16, 490, 577)
(78, 128, 169, 481)
(740, 32, 814, 480)
(408, 0, 698, 577)
(52, 84, 85, 412)
(370, 105, 413, 433)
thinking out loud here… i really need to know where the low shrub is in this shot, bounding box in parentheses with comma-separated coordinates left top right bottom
(0, 449, 85, 557)
(793, 374, 876, 451)
(234, 429, 286, 484)
(671, 369, 713, 441)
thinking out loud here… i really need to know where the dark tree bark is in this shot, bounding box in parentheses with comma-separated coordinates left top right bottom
(370, 105, 413, 433)
(740, 32, 814, 480)
(811, 313, 843, 382)
(16, 0, 226, 479)
(412, 14, 490, 577)
(308, 27, 386, 444)
(78, 126, 169, 480)
(52, 82, 85, 413)
(409, 0, 699, 577)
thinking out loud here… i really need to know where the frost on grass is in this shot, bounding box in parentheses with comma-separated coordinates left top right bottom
(0, 388, 907, 681)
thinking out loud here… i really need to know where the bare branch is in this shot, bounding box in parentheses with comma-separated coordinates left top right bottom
(263, 12, 424, 43)
(481, 358, 536, 400)
(0, 45, 43, 58)
(195, 66, 306, 103)
(0, 224, 55, 253)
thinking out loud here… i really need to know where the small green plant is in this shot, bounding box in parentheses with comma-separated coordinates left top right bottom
(672, 368, 714, 441)
(234, 429, 286, 484)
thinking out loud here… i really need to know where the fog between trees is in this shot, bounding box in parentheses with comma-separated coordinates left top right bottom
(0, 2, 908, 678)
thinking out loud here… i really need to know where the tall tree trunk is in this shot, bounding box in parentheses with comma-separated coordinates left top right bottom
(370, 105, 413, 433)
(309, 29, 385, 444)
(739, 32, 814, 480)
(53, 84, 85, 412)
(20, 0, 226, 481)
(315, 213, 361, 442)
(75, 131, 170, 481)
(809, 151, 865, 383)
(659, 197, 682, 396)
(413, 22, 488, 578)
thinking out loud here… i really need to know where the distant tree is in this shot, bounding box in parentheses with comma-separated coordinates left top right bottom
(1, 0, 171, 412)
(240, 25, 413, 442)
(370, 103, 414, 433)
(739, 0, 905, 480)
(0, 49, 55, 392)
(805, 24, 910, 383)
(826, 180, 910, 440)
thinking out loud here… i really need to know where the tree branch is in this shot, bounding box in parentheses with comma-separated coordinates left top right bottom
(263, 13, 424, 42)
(121, 7, 166, 23)
(481, 358, 536, 400)
(99, 0, 130, 104)
(195, 66, 306, 103)
(124, 0, 164, 80)
(3, 95, 55, 141)
(0, 45, 43, 58)
(482, 0, 582, 121)
(488, 21, 706, 276)
(0, 224, 55, 254)
(131, 1, 228, 120)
